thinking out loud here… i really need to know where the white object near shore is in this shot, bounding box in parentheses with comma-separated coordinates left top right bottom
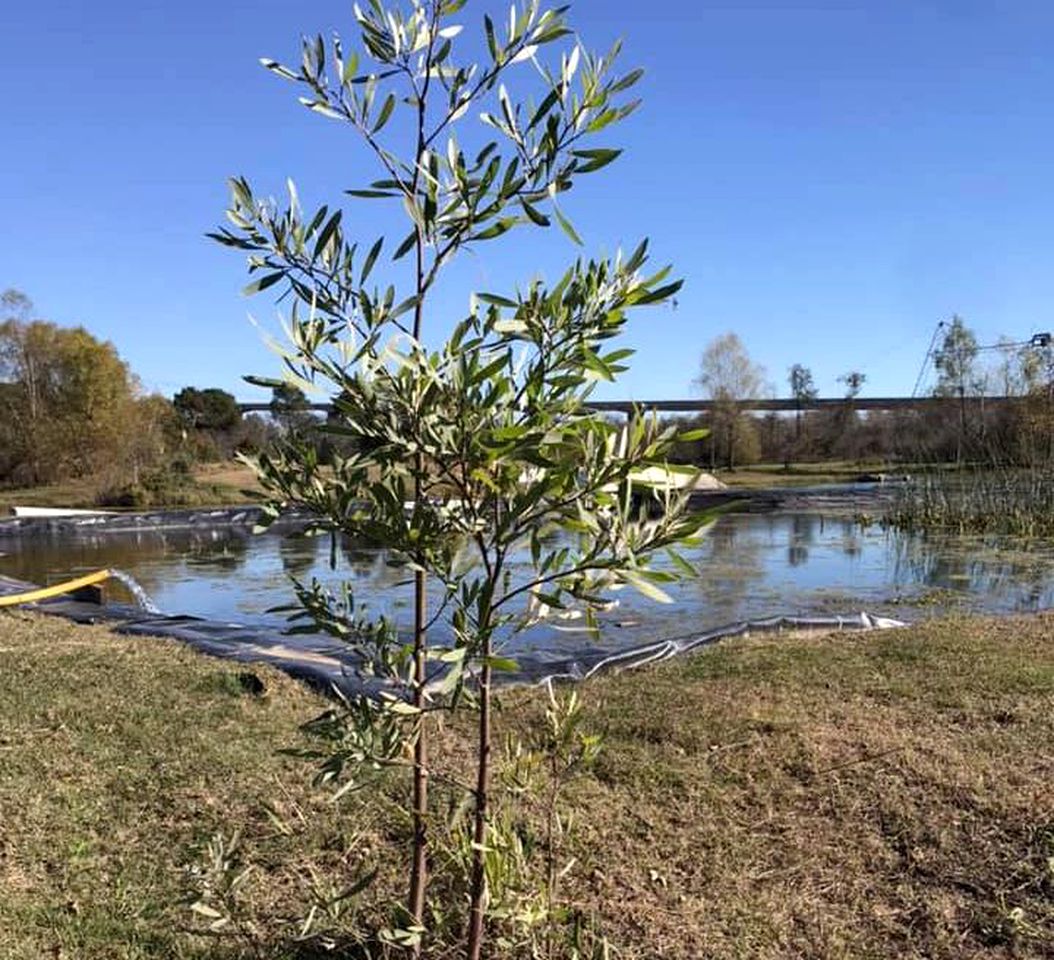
(628, 465, 726, 491)
(10, 506, 116, 518)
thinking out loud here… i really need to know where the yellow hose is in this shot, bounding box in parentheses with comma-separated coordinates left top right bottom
(0, 569, 112, 607)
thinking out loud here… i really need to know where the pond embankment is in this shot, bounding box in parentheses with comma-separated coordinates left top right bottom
(3, 480, 1053, 691)
(0, 504, 286, 539)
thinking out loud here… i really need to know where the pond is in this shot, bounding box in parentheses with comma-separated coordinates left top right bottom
(4, 488, 1054, 671)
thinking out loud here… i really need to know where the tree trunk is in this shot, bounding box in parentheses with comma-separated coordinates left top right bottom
(408, 561, 428, 935)
(406, 52, 435, 932)
(465, 656, 493, 960)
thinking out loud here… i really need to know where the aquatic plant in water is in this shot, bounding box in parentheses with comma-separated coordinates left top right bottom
(887, 468, 1054, 537)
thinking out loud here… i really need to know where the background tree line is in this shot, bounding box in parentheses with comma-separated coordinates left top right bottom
(6, 290, 1051, 499)
(0, 289, 338, 504)
(675, 321, 1054, 470)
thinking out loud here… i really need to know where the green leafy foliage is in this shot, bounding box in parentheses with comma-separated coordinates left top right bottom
(0, 290, 182, 489)
(214, 2, 702, 954)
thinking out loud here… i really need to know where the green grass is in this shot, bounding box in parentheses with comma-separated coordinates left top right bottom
(1, 611, 1052, 958)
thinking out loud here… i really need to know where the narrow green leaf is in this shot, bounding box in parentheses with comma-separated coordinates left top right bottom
(585, 108, 618, 133)
(372, 92, 396, 132)
(621, 570, 673, 603)
(553, 206, 582, 245)
(313, 209, 342, 259)
(484, 15, 498, 61)
(391, 295, 420, 318)
(519, 199, 550, 226)
(360, 237, 383, 284)
(260, 58, 298, 81)
(392, 229, 417, 261)
(526, 88, 559, 131)
(300, 99, 343, 121)
(342, 50, 360, 84)
(470, 218, 514, 241)
(472, 353, 509, 384)
(476, 292, 518, 308)
(610, 67, 644, 93)
(624, 237, 649, 273)
(533, 25, 572, 45)
(572, 148, 622, 174)
(630, 279, 683, 306)
(242, 272, 284, 296)
(666, 548, 698, 578)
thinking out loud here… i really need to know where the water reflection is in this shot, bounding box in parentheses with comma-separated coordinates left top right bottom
(279, 530, 323, 579)
(787, 513, 817, 567)
(839, 519, 863, 560)
(4, 508, 1054, 657)
(693, 519, 768, 621)
(890, 531, 1054, 613)
(186, 530, 250, 572)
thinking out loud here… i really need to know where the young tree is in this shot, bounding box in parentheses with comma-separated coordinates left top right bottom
(788, 363, 816, 406)
(787, 362, 817, 462)
(998, 335, 1054, 465)
(933, 315, 979, 398)
(269, 382, 319, 436)
(933, 316, 979, 462)
(212, 2, 702, 954)
(173, 386, 242, 432)
(819, 370, 867, 460)
(695, 332, 764, 469)
(838, 369, 866, 400)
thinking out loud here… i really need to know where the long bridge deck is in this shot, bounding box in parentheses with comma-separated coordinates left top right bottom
(238, 395, 1017, 416)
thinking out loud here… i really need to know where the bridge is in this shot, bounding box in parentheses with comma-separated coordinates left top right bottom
(238, 395, 1019, 416)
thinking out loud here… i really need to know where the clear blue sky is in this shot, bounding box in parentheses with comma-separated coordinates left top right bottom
(2, 0, 1052, 402)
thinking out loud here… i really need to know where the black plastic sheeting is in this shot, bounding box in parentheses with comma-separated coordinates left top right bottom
(0, 505, 313, 539)
(1, 573, 907, 698)
(524, 611, 906, 684)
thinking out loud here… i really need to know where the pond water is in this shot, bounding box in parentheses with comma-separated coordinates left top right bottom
(4, 491, 1054, 666)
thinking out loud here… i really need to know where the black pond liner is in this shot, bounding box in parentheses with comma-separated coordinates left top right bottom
(0, 505, 313, 539)
(1, 573, 907, 698)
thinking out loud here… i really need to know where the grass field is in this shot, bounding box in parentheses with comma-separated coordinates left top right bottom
(0, 611, 1052, 958)
(0, 463, 265, 513)
(711, 460, 905, 488)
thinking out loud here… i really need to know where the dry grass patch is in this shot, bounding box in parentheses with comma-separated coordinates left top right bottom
(0, 612, 394, 959)
(0, 610, 1052, 958)
(548, 616, 1054, 958)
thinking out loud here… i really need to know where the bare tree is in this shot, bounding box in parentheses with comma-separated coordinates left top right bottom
(696, 333, 765, 469)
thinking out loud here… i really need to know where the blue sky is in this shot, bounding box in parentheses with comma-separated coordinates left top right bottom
(2, 0, 1052, 403)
